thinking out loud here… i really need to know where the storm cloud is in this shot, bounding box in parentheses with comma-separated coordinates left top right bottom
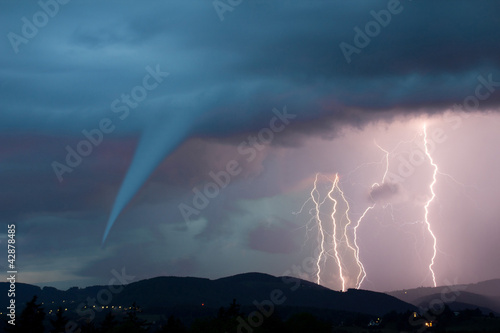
(1, 0, 500, 291)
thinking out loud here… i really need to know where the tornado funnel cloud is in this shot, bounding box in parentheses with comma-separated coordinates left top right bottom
(102, 115, 192, 244)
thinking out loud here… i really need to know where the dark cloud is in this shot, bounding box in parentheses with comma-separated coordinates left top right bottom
(1, 0, 500, 138)
(368, 181, 401, 203)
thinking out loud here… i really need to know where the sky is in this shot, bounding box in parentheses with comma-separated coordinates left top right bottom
(1, 0, 500, 293)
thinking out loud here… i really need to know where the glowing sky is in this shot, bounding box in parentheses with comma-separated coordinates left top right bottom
(1, 0, 500, 292)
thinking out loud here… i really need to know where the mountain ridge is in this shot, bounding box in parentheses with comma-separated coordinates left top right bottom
(388, 278, 500, 314)
(1, 272, 414, 317)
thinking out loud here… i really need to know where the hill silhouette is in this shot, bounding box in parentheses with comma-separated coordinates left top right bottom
(388, 279, 500, 314)
(113, 272, 415, 316)
(1, 272, 415, 318)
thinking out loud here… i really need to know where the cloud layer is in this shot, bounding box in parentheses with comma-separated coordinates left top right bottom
(1, 0, 500, 291)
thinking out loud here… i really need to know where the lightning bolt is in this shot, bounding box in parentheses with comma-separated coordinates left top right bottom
(298, 126, 442, 290)
(423, 124, 438, 287)
(299, 142, 392, 290)
(352, 141, 390, 289)
(327, 174, 346, 291)
(311, 174, 327, 285)
(374, 142, 390, 184)
(334, 178, 366, 291)
(353, 205, 373, 288)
